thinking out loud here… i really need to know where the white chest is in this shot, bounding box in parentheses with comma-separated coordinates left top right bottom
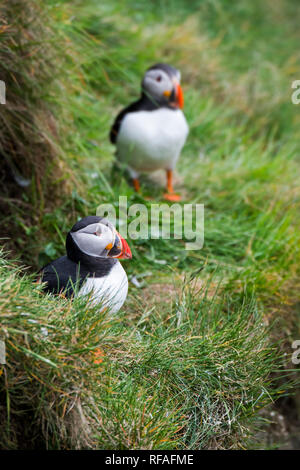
(116, 108, 189, 172)
(77, 261, 128, 314)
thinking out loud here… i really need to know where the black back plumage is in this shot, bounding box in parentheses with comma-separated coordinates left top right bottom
(38, 256, 86, 298)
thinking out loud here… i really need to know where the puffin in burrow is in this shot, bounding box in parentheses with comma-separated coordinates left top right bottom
(110, 63, 189, 201)
(38, 216, 132, 314)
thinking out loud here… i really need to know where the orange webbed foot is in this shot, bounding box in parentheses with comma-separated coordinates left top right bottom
(163, 192, 181, 202)
(164, 169, 181, 201)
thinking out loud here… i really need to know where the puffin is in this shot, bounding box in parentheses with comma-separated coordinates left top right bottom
(38, 216, 132, 314)
(110, 63, 189, 201)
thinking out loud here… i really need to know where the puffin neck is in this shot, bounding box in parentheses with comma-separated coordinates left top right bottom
(66, 232, 117, 274)
(140, 92, 176, 110)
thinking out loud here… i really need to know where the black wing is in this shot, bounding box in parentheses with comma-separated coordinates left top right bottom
(38, 256, 87, 298)
(109, 101, 139, 144)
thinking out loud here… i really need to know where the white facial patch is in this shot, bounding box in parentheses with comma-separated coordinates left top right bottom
(142, 69, 173, 100)
(71, 223, 115, 257)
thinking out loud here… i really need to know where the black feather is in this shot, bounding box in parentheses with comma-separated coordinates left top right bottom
(39, 255, 117, 298)
(146, 63, 179, 79)
(38, 256, 85, 298)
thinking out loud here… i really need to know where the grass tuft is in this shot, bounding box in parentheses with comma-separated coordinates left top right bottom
(0, 254, 291, 449)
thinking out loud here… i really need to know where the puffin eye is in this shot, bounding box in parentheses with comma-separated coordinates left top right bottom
(156, 75, 162, 82)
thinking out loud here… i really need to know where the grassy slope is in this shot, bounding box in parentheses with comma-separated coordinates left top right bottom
(0, 253, 290, 449)
(1, 0, 300, 449)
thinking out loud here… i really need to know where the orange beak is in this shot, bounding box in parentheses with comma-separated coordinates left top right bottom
(175, 82, 184, 109)
(116, 233, 132, 259)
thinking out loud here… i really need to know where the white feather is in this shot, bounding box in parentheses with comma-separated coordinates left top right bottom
(77, 261, 128, 314)
(116, 108, 189, 175)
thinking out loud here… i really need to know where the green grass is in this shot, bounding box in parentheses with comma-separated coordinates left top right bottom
(1, 0, 300, 449)
(0, 254, 291, 449)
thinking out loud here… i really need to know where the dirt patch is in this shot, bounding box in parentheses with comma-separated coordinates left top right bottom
(257, 398, 300, 449)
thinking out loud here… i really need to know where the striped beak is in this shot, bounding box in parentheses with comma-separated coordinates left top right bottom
(114, 232, 132, 259)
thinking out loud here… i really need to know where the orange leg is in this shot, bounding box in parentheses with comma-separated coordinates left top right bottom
(164, 170, 181, 201)
(132, 177, 140, 192)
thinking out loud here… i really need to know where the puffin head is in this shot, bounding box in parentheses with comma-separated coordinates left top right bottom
(66, 216, 132, 264)
(142, 63, 184, 109)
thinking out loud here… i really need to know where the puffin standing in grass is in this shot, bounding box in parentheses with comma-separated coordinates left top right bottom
(38, 216, 132, 314)
(110, 63, 189, 201)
